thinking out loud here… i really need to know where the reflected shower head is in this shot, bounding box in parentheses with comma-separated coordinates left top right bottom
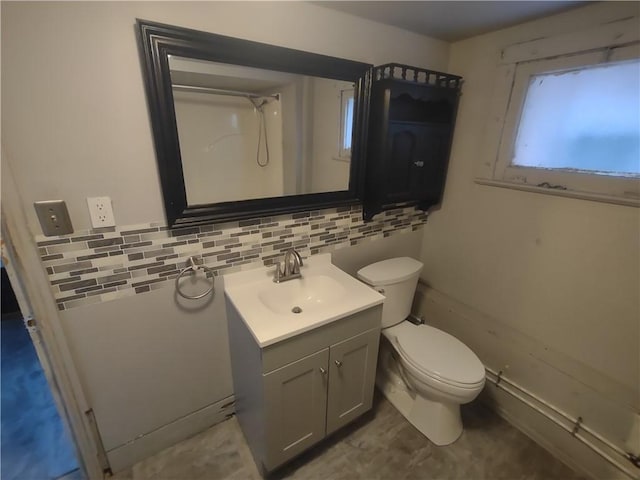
(247, 96, 268, 111)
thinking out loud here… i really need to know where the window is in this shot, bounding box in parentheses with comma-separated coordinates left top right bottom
(478, 19, 640, 206)
(338, 89, 354, 160)
(513, 60, 639, 176)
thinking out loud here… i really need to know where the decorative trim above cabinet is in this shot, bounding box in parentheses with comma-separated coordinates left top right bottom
(373, 63, 462, 89)
(363, 64, 462, 221)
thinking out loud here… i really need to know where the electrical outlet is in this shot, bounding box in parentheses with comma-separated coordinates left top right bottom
(87, 196, 116, 228)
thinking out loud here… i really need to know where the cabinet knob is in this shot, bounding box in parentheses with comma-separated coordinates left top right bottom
(334, 360, 343, 368)
(320, 367, 327, 375)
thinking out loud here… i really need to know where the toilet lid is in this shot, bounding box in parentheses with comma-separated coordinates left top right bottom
(384, 322, 485, 386)
(357, 257, 423, 286)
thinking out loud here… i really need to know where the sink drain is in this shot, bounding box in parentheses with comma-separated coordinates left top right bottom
(291, 306, 302, 314)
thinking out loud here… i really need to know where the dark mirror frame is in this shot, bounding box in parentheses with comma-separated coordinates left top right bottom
(136, 19, 372, 227)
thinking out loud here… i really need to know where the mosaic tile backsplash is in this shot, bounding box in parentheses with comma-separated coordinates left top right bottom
(35, 205, 428, 311)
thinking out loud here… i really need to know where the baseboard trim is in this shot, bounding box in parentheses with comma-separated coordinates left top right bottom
(107, 395, 234, 473)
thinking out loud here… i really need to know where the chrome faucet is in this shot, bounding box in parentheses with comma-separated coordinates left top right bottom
(273, 248, 304, 283)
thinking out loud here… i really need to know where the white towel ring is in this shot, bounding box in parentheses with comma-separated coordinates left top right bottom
(175, 257, 214, 300)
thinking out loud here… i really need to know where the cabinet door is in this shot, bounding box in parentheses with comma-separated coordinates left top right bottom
(326, 328, 380, 435)
(386, 122, 450, 204)
(263, 348, 329, 470)
(385, 123, 419, 201)
(410, 124, 450, 202)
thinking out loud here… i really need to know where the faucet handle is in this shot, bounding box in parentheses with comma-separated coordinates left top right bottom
(274, 249, 303, 282)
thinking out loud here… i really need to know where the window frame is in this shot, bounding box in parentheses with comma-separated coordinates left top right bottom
(477, 18, 640, 207)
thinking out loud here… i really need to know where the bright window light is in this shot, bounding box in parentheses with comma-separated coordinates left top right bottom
(339, 89, 354, 159)
(513, 59, 640, 177)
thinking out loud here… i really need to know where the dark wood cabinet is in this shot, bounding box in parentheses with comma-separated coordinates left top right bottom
(363, 64, 462, 220)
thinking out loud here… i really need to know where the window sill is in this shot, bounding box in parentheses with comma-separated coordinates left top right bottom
(474, 178, 640, 208)
(332, 156, 351, 163)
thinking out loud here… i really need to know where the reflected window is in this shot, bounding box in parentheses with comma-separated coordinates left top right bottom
(339, 89, 354, 160)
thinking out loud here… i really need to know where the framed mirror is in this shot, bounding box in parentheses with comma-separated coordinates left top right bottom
(137, 20, 372, 227)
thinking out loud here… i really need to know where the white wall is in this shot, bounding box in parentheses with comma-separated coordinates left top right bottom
(1, 0, 448, 233)
(174, 92, 284, 204)
(279, 79, 304, 195)
(59, 279, 235, 471)
(309, 78, 352, 193)
(6, 1, 635, 475)
(418, 3, 639, 478)
(1, 1, 448, 471)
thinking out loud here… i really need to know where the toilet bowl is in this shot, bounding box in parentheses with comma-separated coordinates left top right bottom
(357, 257, 485, 446)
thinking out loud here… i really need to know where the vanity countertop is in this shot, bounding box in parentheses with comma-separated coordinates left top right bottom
(224, 254, 384, 347)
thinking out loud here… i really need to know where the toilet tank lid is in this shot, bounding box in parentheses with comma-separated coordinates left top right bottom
(357, 257, 423, 286)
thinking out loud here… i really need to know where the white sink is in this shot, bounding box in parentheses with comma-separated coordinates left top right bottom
(224, 254, 384, 347)
(257, 274, 348, 315)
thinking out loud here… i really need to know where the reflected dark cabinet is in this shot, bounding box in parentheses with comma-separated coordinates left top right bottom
(363, 64, 462, 220)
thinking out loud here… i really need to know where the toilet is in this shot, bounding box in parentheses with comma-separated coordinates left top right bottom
(357, 257, 485, 446)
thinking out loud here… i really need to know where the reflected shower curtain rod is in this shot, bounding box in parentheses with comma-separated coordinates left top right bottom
(172, 84, 279, 100)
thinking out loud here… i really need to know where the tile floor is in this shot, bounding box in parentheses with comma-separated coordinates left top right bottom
(112, 392, 586, 480)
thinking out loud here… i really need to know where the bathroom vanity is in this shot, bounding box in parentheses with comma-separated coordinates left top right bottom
(224, 255, 384, 474)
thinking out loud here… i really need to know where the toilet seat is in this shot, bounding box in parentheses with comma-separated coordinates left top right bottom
(383, 322, 485, 389)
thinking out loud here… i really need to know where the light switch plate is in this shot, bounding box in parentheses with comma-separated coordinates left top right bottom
(87, 196, 116, 228)
(34, 200, 74, 236)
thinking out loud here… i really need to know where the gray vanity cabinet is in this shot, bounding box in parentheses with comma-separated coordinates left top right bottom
(263, 348, 329, 469)
(226, 302, 382, 474)
(326, 328, 380, 435)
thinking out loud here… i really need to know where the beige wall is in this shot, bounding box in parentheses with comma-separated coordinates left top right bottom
(1, 1, 448, 470)
(1, 0, 448, 234)
(10, 1, 636, 475)
(309, 77, 352, 192)
(419, 2, 639, 477)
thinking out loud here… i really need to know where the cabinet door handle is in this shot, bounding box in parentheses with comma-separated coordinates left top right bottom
(320, 367, 327, 375)
(334, 360, 343, 368)
(414, 160, 425, 167)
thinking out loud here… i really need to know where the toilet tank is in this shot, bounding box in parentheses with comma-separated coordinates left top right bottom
(357, 257, 423, 328)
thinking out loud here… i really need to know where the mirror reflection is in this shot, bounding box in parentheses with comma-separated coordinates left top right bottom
(169, 56, 354, 206)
